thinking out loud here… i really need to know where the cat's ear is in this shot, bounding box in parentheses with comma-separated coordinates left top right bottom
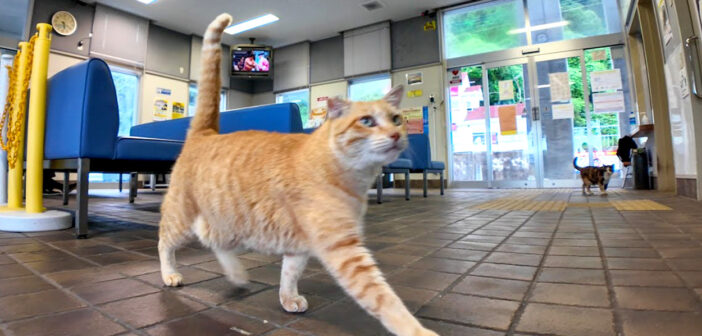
(383, 85, 404, 108)
(327, 97, 351, 120)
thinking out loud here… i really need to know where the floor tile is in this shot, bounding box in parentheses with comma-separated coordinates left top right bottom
(538, 267, 606, 285)
(614, 287, 698, 311)
(0, 263, 33, 279)
(389, 268, 459, 291)
(619, 310, 702, 336)
(47, 267, 125, 288)
(543, 255, 603, 269)
(72, 278, 160, 304)
(484, 252, 542, 266)
(606, 257, 669, 270)
(530, 282, 609, 307)
(145, 308, 275, 336)
(6, 308, 126, 336)
(609, 270, 684, 287)
(289, 301, 385, 336)
(452, 275, 530, 301)
(470, 263, 537, 281)
(177, 277, 268, 305)
(137, 267, 220, 287)
(99, 292, 207, 328)
(419, 319, 504, 336)
(430, 248, 488, 261)
(408, 257, 475, 274)
(0, 275, 54, 297)
(0, 289, 85, 321)
(418, 293, 519, 330)
(516, 303, 615, 336)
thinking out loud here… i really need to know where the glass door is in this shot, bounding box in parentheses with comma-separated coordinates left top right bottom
(486, 59, 537, 188)
(448, 46, 633, 188)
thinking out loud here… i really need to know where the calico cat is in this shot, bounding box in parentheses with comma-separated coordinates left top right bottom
(157, 14, 438, 336)
(573, 158, 614, 196)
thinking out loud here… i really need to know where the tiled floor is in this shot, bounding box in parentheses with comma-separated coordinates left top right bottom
(1, 188, 702, 336)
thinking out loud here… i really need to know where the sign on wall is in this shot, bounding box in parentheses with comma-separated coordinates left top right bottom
(401, 106, 429, 134)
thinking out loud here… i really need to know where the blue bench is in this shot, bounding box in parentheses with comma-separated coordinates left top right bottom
(400, 134, 445, 197)
(44, 58, 302, 237)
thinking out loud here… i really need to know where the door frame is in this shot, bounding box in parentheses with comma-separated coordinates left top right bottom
(447, 47, 628, 188)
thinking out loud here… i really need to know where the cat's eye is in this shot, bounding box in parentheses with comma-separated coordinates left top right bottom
(392, 115, 403, 126)
(359, 116, 376, 127)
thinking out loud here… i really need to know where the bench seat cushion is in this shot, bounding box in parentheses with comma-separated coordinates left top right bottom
(429, 161, 445, 170)
(386, 158, 412, 169)
(113, 137, 183, 161)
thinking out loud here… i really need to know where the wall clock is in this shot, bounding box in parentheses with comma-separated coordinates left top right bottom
(51, 11, 77, 36)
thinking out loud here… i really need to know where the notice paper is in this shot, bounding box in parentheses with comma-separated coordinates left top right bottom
(593, 92, 625, 113)
(551, 103, 574, 120)
(498, 105, 517, 135)
(549, 72, 571, 102)
(590, 69, 622, 92)
(402, 107, 424, 134)
(499, 80, 515, 101)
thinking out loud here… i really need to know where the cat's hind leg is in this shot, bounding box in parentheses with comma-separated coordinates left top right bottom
(158, 211, 192, 287)
(213, 248, 249, 286)
(279, 254, 309, 313)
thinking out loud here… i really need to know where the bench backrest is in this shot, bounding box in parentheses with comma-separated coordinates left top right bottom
(45, 58, 119, 159)
(400, 133, 432, 170)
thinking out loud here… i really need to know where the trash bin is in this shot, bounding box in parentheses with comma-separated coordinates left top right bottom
(632, 149, 650, 190)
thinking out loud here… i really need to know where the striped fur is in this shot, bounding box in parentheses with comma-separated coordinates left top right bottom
(157, 14, 438, 336)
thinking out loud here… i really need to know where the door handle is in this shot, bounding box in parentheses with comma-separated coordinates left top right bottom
(532, 106, 540, 121)
(684, 35, 702, 99)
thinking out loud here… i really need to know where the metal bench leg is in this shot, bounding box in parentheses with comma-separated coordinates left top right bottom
(129, 172, 138, 203)
(118, 173, 123, 192)
(376, 174, 383, 204)
(440, 171, 445, 196)
(62, 170, 69, 206)
(150, 174, 156, 191)
(75, 159, 90, 239)
(423, 171, 428, 197)
(404, 171, 410, 200)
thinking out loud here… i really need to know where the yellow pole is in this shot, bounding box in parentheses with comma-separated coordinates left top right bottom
(25, 24, 52, 213)
(6, 42, 31, 210)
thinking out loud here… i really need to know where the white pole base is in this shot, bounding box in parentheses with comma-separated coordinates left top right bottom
(0, 209, 72, 232)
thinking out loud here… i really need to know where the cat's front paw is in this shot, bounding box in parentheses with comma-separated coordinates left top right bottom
(416, 328, 439, 336)
(280, 294, 309, 313)
(162, 273, 183, 287)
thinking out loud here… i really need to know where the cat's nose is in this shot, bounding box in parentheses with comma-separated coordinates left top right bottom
(389, 132, 400, 142)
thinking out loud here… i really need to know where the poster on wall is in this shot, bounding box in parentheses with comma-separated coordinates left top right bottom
(308, 96, 329, 129)
(548, 72, 571, 102)
(590, 69, 622, 92)
(406, 72, 423, 85)
(402, 107, 424, 134)
(497, 105, 517, 135)
(172, 102, 185, 119)
(551, 103, 574, 120)
(498, 80, 514, 101)
(449, 69, 462, 86)
(593, 92, 626, 113)
(153, 99, 170, 121)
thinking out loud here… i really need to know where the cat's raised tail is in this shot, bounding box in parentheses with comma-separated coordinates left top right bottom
(573, 157, 582, 171)
(188, 13, 233, 137)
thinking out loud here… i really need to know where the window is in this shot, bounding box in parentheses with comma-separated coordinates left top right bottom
(348, 75, 391, 102)
(526, 0, 621, 44)
(443, 0, 527, 59)
(90, 68, 139, 183)
(188, 83, 228, 116)
(276, 88, 310, 128)
(443, 0, 621, 59)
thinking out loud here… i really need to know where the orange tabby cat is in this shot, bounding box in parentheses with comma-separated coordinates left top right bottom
(158, 14, 438, 336)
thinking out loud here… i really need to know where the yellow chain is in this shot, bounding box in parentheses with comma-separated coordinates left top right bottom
(0, 34, 37, 168)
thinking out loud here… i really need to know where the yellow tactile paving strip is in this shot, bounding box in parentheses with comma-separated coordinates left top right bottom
(473, 196, 672, 211)
(474, 199, 568, 212)
(610, 200, 672, 211)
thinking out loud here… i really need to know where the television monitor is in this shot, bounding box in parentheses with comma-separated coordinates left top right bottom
(231, 45, 272, 77)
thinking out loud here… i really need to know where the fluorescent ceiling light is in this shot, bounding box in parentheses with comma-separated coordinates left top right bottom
(136, 0, 157, 4)
(225, 14, 279, 35)
(508, 21, 569, 34)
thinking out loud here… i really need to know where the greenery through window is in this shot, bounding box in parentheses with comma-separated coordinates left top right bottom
(276, 89, 310, 128)
(444, 0, 621, 59)
(348, 76, 391, 102)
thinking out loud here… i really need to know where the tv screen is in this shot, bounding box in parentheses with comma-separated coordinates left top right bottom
(231, 46, 272, 77)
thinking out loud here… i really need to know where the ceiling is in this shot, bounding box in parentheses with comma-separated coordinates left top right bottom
(84, 0, 467, 47)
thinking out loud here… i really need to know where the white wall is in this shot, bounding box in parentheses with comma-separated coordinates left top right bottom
(47, 52, 83, 78)
(252, 91, 275, 106)
(391, 64, 446, 180)
(140, 73, 190, 124)
(227, 89, 253, 110)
